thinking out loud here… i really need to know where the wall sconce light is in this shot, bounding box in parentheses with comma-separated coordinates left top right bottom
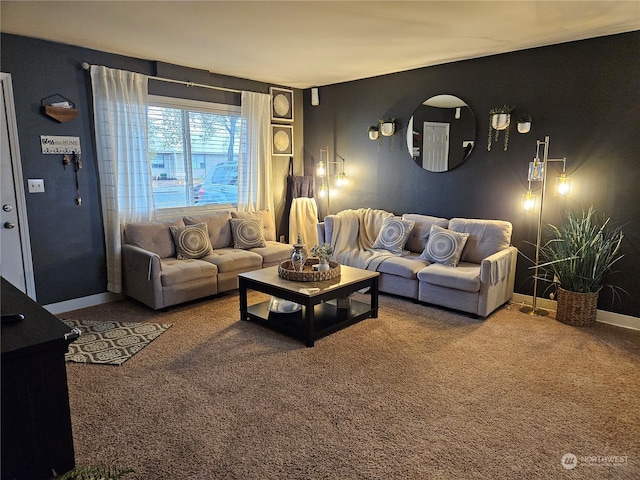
(520, 135, 569, 316)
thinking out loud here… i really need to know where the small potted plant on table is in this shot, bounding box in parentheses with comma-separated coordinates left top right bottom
(310, 243, 334, 271)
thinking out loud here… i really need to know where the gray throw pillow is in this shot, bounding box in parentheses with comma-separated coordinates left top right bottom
(230, 218, 267, 249)
(169, 222, 213, 260)
(420, 224, 469, 267)
(372, 217, 415, 255)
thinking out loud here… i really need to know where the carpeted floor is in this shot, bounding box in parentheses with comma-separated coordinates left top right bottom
(62, 291, 640, 479)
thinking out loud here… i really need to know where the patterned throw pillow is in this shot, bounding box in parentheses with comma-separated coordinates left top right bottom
(230, 218, 267, 249)
(420, 224, 469, 267)
(372, 217, 415, 255)
(169, 222, 213, 260)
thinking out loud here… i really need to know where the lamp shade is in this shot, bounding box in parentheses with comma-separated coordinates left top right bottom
(556, 174, 570, 196)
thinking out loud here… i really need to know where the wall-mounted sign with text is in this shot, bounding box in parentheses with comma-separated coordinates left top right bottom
(40, 135, 82, 154)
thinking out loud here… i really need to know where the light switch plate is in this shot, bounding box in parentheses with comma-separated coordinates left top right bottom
(28, 179, 45, 193)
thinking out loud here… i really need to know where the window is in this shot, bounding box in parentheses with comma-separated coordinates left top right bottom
(147, 95, 242, 210)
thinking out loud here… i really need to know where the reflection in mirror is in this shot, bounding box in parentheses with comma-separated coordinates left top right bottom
(406, 94, 476, 172)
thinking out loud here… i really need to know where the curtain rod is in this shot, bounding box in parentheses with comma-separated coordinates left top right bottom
(81, 62, 243, 94)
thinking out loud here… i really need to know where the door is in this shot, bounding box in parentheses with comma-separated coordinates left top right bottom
(422, 122, 450, 172)
(1, 73, 35, 298)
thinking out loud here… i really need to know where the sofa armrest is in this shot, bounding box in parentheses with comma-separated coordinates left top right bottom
(122, 244, 164, 309)
(317, 222, 326, 244)
(478, 246, 517, 317)
(480, 246, 516, 286)
(122, 244, 162, 279)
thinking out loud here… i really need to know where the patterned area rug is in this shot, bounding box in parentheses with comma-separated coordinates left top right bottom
(62, 319, 172, 365)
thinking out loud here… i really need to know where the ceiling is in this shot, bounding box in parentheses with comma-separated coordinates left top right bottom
(2, 1, 639, 89)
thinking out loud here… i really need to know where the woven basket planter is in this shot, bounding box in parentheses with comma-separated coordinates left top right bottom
(556, 287, 600, 327)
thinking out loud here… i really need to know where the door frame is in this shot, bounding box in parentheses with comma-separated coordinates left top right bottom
(1, 72, 35, 298)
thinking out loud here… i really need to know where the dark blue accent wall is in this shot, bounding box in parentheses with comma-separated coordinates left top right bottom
(1, 34, 271, 305)
(302, 32, 640, 317)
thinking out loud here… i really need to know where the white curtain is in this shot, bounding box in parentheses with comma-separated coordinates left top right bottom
(238, 91, 273, 213)
(90, 66, 154, 293)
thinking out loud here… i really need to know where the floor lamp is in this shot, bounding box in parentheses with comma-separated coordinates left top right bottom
(520, 135, 569, 316)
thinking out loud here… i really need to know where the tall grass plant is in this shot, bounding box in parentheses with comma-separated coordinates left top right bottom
(539, 206, 624, 294)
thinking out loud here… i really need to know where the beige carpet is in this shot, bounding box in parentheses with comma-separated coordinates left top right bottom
(63, 292, 640, 479)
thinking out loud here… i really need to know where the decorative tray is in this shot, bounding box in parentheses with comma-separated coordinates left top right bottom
(278, 259, 340, 282)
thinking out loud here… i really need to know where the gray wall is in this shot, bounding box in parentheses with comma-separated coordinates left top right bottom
(302, 32, 639, 317)
(1, 33, 302, 305)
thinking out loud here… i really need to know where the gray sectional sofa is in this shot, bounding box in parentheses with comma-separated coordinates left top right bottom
(122, 209, 293, 310)
(317, 208, 517, 317)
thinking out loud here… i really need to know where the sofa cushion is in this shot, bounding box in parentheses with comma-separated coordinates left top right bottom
(402, 214, 450, 253)
(230, 218, 267, 249)
(169, 222, 213, 260)
(159, 258, 217, 287)
(231, 210, 276, 242)
(184, 211, 233, 249)
(125, 218, 185, 259)
(376, 253, 429, 279)
(372, 217, 415, 255)
(417, 262, 481, 292)
(201, 248, 263, 273)
(249, 241, 293, 265)
(449, 218, 512, 264)
(420, 224, 469, 267)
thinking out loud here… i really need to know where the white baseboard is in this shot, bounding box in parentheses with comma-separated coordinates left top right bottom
(45, 292, 124, 315)
(511, 293, 639, 331)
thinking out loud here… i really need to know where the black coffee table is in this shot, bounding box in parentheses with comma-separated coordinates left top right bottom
(238, 265, 379, 347)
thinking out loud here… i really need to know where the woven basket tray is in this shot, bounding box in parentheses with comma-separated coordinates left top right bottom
(278, 259, 340, 282)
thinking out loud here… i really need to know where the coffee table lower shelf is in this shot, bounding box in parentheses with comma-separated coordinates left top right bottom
(244, 299, 373, 347)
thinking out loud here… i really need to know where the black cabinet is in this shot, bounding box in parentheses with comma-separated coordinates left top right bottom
(1, 277, 76, 480)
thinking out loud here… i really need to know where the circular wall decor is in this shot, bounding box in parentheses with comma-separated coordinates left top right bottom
(270, 87, 293, 122)
(273, 94, 290, 117)
(274, 130, 290, 152)
(272, 125, 293, 156)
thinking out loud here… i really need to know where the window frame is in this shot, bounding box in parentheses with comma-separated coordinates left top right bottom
(147, 95, 242, 218)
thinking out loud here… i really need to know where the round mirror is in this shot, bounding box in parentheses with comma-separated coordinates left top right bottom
(406, 94, 476, 172)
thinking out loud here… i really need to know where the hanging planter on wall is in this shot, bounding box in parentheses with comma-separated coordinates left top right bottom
(517, 114, 532, 134)
(379, 119, 396, 136)
(487, 105, 514, 152)
(377, 118, 397, 151)
(368, 125, 379, 140)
